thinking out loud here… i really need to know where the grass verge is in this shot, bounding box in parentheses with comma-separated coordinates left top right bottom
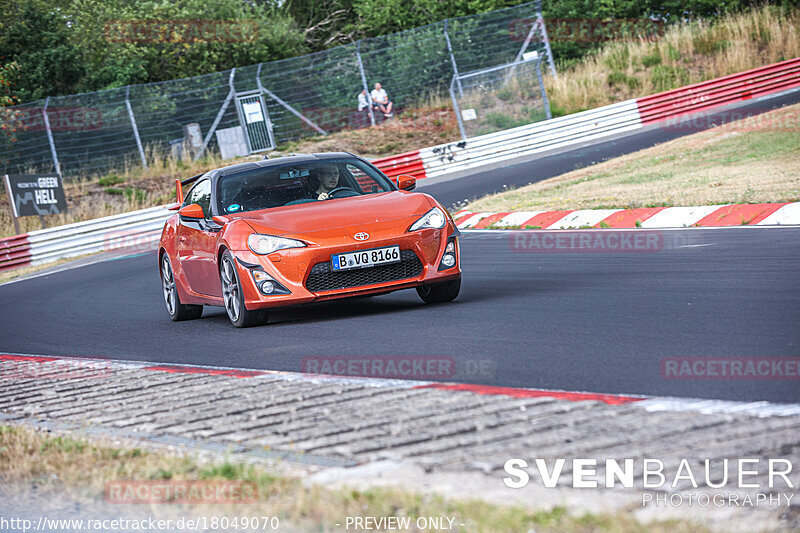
(546, 5, 800, 116)
(464, 102, 800, 213)
(0, 425, 707, 533)
(0, 255, 96, 285)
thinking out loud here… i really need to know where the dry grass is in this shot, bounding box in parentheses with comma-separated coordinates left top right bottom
(274, 105, 458, 158)
(465, 102, 800, 213)
(0, 425, 707, 533)
(546, 5, 800, 115)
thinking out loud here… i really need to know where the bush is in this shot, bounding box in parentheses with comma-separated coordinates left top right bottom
(642, 53, 662, 67)
(607, 71, 628, 86)
(97, 175, 123, 187)
(651, 65, 690, 91)
(123, 187, 147, 203)
(607, 71, 641, 90)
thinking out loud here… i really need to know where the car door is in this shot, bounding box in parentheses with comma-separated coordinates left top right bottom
(176, 179, 222, 297)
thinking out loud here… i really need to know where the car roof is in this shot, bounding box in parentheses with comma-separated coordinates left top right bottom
(217, 152, 358, 176)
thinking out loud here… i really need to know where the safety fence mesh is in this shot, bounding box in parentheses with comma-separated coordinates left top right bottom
(451, 56, 551, 139)
(0, 1, 552, 179)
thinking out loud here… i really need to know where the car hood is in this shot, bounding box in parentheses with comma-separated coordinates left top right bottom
(225, 191, 434, 237)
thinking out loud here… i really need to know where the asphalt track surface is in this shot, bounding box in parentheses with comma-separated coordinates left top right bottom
(2, 91, 800, 404)
(1, 227, 799, 403)
(419, 90, 800, 209)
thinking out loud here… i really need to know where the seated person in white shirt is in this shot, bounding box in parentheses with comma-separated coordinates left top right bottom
(357, 89, 371, 126)
(370, 82, 393, 117)
(357, 89, 370, 112)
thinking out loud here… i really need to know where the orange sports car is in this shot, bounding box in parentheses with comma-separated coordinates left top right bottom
(158, 153, 461, 327)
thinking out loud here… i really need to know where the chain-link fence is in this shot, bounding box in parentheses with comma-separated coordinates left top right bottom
(451, 56, 551, 139)
(0, 1, 555, 179)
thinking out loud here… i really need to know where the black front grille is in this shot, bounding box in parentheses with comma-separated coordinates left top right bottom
(306, 250, 423, 292)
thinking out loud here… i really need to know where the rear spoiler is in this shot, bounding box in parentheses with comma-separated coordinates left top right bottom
(180, 173, 204, 188)
(169, 173, 203, 210)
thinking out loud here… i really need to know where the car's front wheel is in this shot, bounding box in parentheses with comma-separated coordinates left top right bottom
(220, 251, 269, 328)
(161, 254, 203, 321)
(416, 277, 461, 304)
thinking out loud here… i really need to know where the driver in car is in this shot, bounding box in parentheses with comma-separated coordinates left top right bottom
(314, 164, 340, 200)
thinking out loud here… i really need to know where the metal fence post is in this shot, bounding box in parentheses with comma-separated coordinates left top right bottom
(41, 97, 61, 175)
(535, 57, 552, 120)
(356, 41, 375, 127)
(443, 20, 463, 98)
(126, 86, 148, 169)
(536, 0, 558, 78)
(195, 68, 236, 161)
(255, 64, 278, 149)
(450, 77, 467, 140)
(256, 63, 327, 137)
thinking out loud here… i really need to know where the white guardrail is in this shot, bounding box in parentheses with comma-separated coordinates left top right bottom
(26, 205, 172, 266)
(422, 99, 642, 177)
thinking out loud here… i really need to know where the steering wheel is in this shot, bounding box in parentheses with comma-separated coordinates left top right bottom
(326, 186, 359, 198)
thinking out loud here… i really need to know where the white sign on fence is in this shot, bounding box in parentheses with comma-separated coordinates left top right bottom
(461, 109, 478, 121)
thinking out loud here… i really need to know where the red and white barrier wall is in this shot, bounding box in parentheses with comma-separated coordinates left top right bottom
(453, 202, 800, 230)
(373, 57, 800, 180)
(2, 58, 799, 273)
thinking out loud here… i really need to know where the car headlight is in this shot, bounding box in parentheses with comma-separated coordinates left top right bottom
(409, 207, 447, 232)
(247, 234, 306, 255)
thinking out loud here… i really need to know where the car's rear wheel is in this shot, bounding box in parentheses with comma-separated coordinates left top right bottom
(220, 251, 268, 328)
(416, 277, 461, 304)
(161, 254, 203, 321)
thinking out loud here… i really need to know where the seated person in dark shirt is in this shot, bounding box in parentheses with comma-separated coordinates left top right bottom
(310, 164, 340, 200)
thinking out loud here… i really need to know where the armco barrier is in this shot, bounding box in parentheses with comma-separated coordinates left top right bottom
(0, 205, 173, 272)
(0, 234, 32, 272)
(370, 57, 800, 180)
(637, 57, 800, 124)
(371, 150, 425, 179)
(421, 99, 642, 177)
(2, 58, 799, 273)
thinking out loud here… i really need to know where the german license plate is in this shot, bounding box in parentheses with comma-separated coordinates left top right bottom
(332, 246, 401, 271)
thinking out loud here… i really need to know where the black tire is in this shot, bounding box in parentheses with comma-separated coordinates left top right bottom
(161, 254, 203, 321)
(416, 277, 461, 304)
(220, 251, 269, 328)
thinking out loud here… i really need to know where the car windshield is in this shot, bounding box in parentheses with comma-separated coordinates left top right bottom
(216, 158, 394, 215)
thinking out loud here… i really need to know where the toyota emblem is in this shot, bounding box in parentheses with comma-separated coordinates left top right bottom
(354, 232, 370, 241)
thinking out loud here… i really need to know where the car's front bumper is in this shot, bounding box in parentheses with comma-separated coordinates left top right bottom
(231, 225, 461, 310)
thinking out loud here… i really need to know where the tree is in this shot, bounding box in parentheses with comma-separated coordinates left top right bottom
(0, 1, 85, 102)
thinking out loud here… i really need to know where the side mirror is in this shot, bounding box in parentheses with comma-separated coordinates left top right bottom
(178, 203, 204, 219)
(397, 174, 416, 191)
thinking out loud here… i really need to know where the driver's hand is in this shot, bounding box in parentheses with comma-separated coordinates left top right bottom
(317, 192, 329, 200)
